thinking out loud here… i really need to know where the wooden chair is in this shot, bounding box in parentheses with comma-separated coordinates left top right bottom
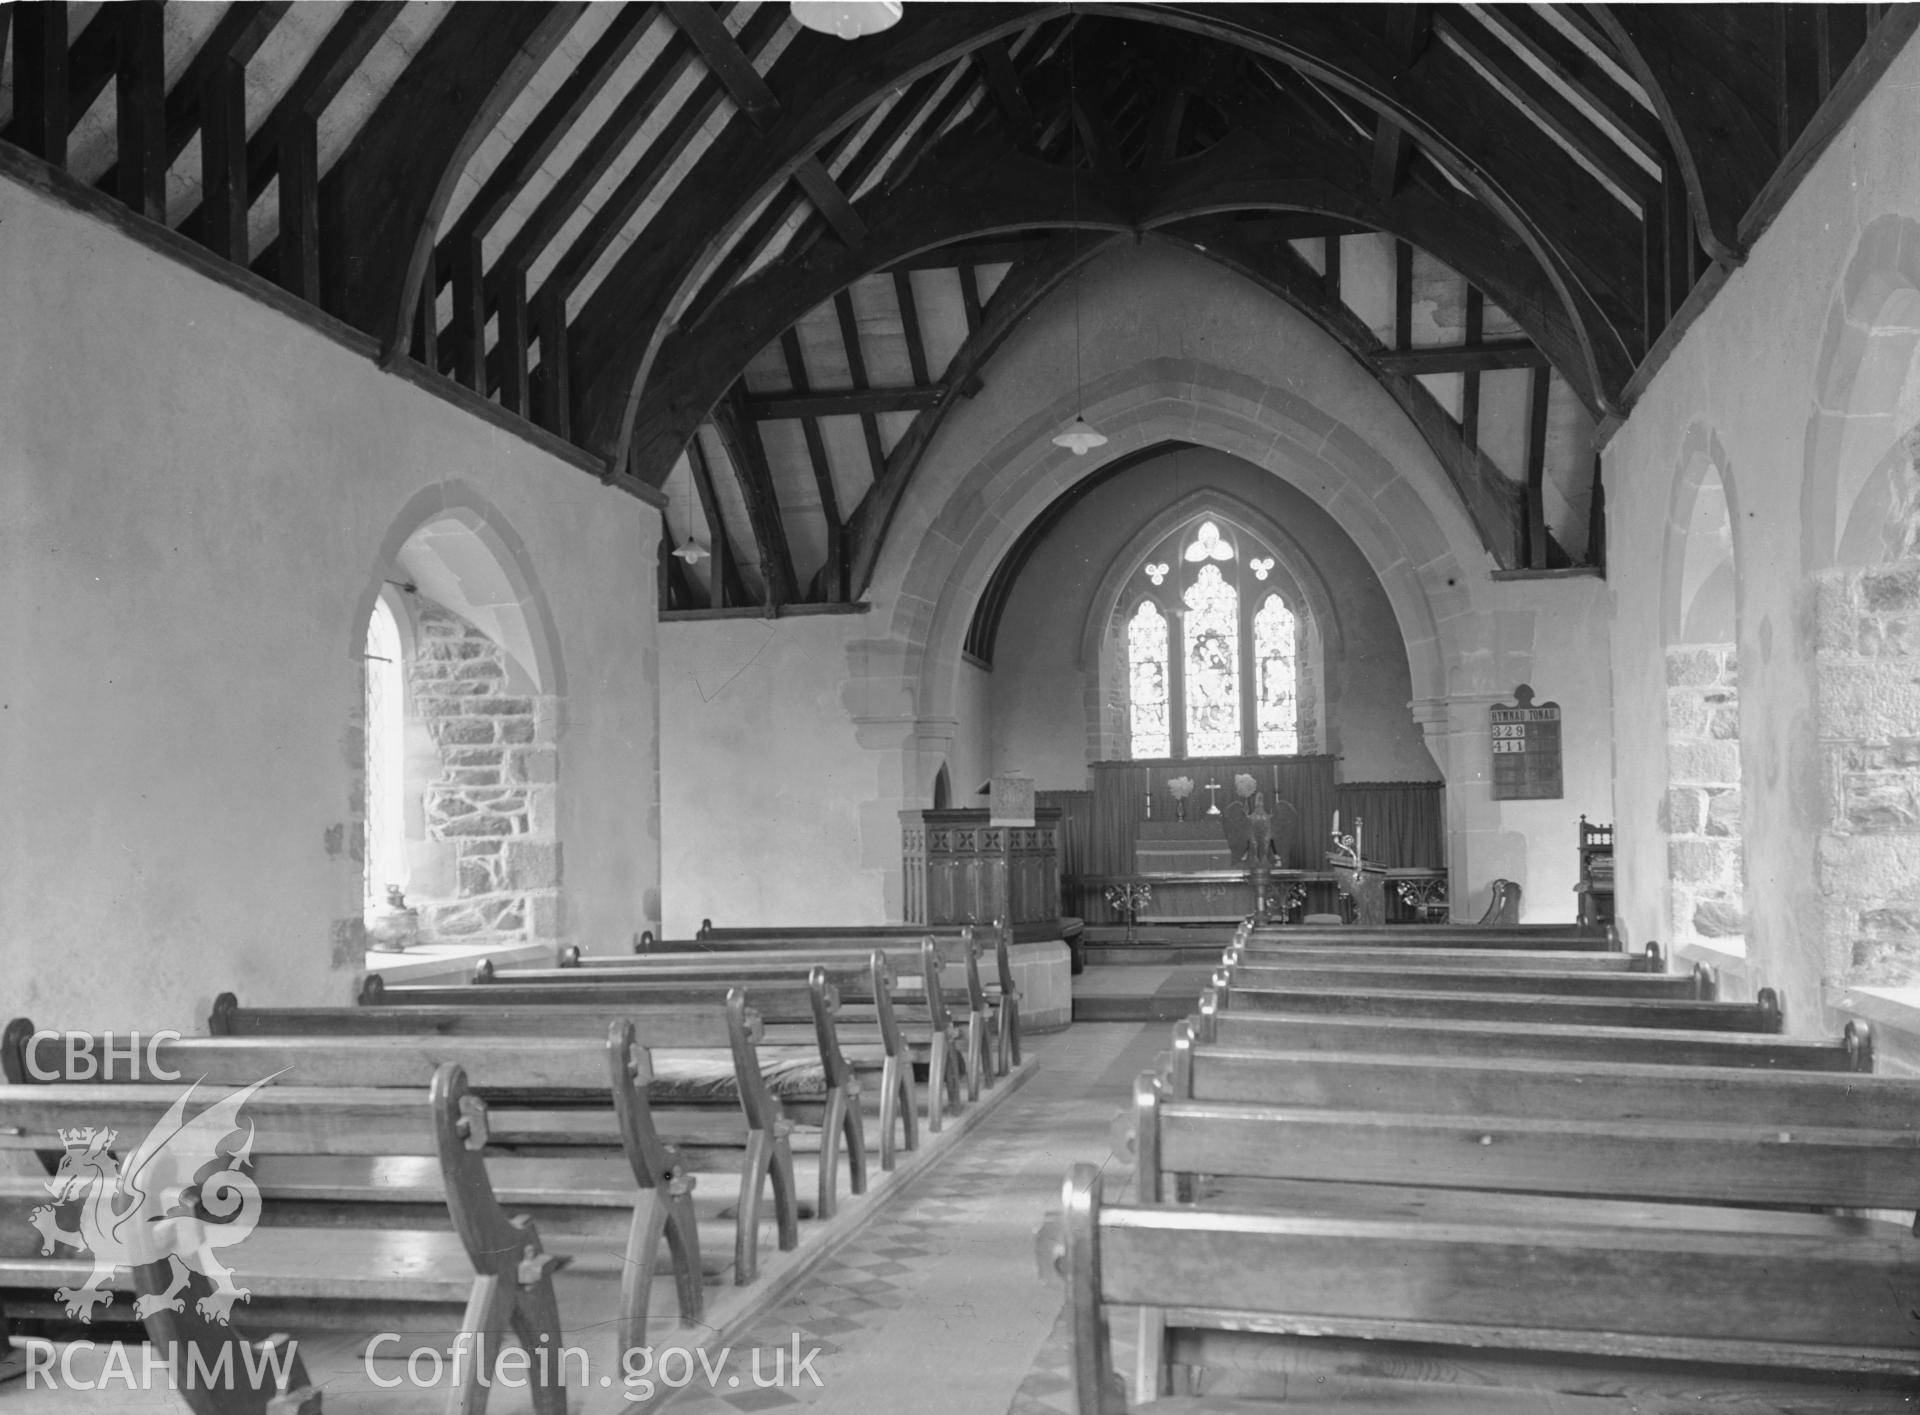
(1576, 815, 1615, 930)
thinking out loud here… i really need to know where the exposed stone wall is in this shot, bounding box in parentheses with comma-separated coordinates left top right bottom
(1816, 559, 1920, 985)
(1664, 644, 1744, 947)
(409, 600, 561, 946)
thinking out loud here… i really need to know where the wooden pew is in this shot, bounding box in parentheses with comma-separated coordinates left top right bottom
(456, 965, 875, 1204)
(209, 991, 801, 1282)
(510, 950, 933, 1154)
(5, 1019, 704, 1352)
(1049, 1162, 1920, 1414)
(638, 931, 1011, 1079)
(491, 936, 975, 1128)
(1225, 940, 1663, 972)
(1130, 1076, 1920, 1215)
(590, 943, 994, 1094)
(515, 941, 983, 1124)
(1207, 969, 1785, 1032)
(1235, 924, 1617, 951)
(378, 967, 867, 1205)
(1188, 995, 1874, 1071)
(0, 1066, 566, 1415)
(1219, 956, 1716, 1000)
(1162, 1026, 1912, 1128)
(1124, 1059, 1920, 1402)
(656, 921, 1023, 1072)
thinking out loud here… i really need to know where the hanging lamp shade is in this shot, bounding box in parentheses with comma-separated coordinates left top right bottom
(1052, 416, 1109, 456)
(790, 1, 903, 40)
(672, 536, 710, 563)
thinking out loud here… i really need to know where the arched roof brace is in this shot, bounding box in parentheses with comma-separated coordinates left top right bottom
(570, 3, 1640, 470)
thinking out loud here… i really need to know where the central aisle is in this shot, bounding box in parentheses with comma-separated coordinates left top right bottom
(656, 1022, 1163, 1415)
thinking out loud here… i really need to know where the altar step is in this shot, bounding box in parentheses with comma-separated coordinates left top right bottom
(1071, 963, 1217, 1022)
(1080, 923, 1239, 967)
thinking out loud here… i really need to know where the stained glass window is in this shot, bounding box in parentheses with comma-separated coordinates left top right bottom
(1183, 563, 1241, 756)
(1127, 600, 1171, 758)
(1121, 513, 1306, 759)
(1254, 593, 1298, 754)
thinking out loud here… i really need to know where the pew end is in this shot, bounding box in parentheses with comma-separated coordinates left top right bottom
(1847, 1019, 1876, 1073)
(1059, 1165, 1130, 1415)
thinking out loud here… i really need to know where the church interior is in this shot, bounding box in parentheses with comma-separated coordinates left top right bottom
(5, 2, 1920, 1411)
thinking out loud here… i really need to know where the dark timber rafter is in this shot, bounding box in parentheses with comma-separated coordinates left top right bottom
(1591, 6, 1778, 268)
(521, 6, 789, 335)
(568, 6, 1061, 466)
(626, 113, 1599, 508)
(848, 231, 1125, 594)
(320, 2, 582, 358)
(174, 2, 404, 270)
(1162, 216, 1527, 568)
(570, 2, 1653, 472)
(712, 392, 800, 611)
(1369, 4, 1428, 199)
(779, 326, 847, 601)
(665, 2, 867, 246)
(94, 2, 293, 202)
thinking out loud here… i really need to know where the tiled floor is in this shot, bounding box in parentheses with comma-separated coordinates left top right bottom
(652, 1021, 1164, 1415)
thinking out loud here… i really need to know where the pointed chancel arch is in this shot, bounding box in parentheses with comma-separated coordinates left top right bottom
(878, 362, 1473, 743)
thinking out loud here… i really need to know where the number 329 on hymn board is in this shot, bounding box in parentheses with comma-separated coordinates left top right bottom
(1489, 683, 1563, 800)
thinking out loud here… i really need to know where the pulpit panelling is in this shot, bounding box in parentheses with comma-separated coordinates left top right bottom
(900, 808, 1062, 934)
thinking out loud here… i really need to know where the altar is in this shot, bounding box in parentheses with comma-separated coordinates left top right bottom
(1050, 754, 1448, 927)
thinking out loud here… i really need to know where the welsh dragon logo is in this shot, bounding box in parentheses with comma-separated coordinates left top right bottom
(29, 1075, 276, 1324)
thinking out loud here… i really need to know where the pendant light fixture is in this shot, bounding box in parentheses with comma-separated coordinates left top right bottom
(1052, 10, 1107, 457)
(790, 1, 902, 41)
(671, 536, 710, 564)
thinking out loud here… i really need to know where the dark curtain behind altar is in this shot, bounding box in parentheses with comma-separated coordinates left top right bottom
(1084, 757, 1340, 876)
(1333, 780, 1446, 868)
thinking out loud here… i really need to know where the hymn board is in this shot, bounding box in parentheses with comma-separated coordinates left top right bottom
(1490, 684, 1563, 799)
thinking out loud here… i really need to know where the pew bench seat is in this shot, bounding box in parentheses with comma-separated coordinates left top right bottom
(649, 1048, 832, 1103)
(200, 995, 811, 1279)
(1189, 999, 1874, 1071)
(1051, 1165, 1920, 1415)
(1207, 978, 1786, 1033)
(0, 1219, 503, 1311)
(0, 1072, 565, 1415)
(1173, 1172, 1913, 1242)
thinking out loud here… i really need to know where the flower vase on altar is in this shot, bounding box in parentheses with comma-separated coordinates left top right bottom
(1167, 775, 1194, 823)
